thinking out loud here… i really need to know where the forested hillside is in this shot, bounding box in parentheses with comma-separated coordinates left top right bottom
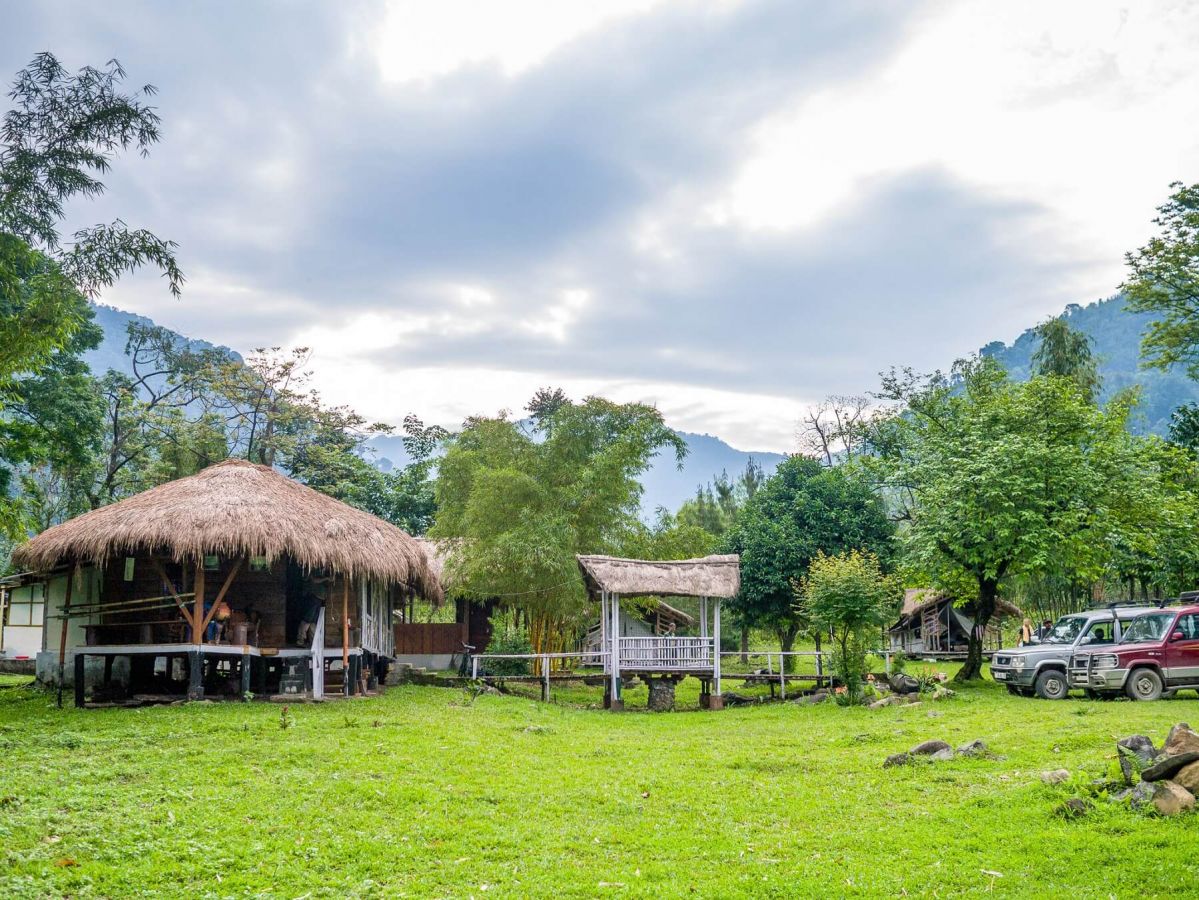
(980, 295, 1199, 434)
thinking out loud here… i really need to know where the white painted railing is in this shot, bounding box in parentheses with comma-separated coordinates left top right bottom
(618, 636, 714, 670)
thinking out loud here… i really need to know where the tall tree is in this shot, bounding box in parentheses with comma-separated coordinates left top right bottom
(1123, 181, 1199, 376)
(867, 357, 1144, 680)
(1030, 317, 1101, 402)
(676, 459, 765, 537)
(0, 53, 183, 537)
(431, 391, 686, 654)
(798, 395, 873, 466)
(1, 53, 182, 301)
(721, 455, 895, 666)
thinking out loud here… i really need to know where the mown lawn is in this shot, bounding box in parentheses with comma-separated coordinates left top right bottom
(1, 670, 1198, 898)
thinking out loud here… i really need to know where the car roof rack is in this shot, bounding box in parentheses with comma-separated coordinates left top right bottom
(1084, 599, 1158, 610)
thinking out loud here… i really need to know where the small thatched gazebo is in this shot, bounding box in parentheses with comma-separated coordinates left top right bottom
(888, 588, 1020, 659)
(14, 459, 442, 705)
(576, 554, 740, 711)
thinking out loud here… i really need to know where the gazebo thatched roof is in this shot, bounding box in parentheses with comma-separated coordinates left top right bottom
(577, 554, 740, 599)
(895, 588, 1021, 626)
(12, 459, 443, 601)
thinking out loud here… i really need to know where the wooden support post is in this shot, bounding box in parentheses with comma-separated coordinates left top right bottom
(609, 591, 622, 711)
(74, 651, 86, 708)
(713, 598, 722, 697)
(240, 652, 252, 698)
(815, 651, 824, 687)
(541, 654, 550, 702)
(192, 563, 206, 645)
(57, 566, 76, 708)
(471, 655, 479, 679)
(599, 591, 608, 674)
(187, 650, 203, 700)
(342, 577, 351, 697)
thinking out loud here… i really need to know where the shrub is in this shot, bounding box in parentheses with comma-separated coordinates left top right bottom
(484, 628, 532, 676)
(796, 550, 901, 703)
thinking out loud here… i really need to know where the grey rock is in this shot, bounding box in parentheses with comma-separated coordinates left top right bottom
(883, 752, 912, 768)
(795, 691, 829, 706)
(1116, 735, 1157, 784)
(1055, 797, 1092, 818)
(956, 739, 989, 756)
(1111, 788, 1133, 803)
(929, 748, 955, 762)
(931, 686, 956, 701)
(910, 739, 951, 756)
(1130, 781, 1156, 809)
(646, 679, 677, 712)
(1040, 769, 1071, 785)
(1140, 751, 1199, 782)
(889, 674, 920, 695)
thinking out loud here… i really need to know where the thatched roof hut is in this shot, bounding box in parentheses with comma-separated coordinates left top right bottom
(13, 459, 442, 601)
(576, 554, 741, 599)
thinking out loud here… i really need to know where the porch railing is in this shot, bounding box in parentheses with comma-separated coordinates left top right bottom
(618, 636, 714, 670)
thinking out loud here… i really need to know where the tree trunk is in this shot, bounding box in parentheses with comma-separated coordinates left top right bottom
(778, 625, 799, 673)
(956, 576, 997, 682)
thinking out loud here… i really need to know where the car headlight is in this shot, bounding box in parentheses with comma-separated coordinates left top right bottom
(1092, 654, 1120, 670)
(1011, 656, 1026, 672)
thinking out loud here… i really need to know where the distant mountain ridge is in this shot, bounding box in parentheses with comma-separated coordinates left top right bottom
(81, 302, 784, 516)
(85, 303, 242, 376)
(82, 294, 1191, 518)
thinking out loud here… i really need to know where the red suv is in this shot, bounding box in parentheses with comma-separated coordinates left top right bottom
(1069, 604, 1199, 700)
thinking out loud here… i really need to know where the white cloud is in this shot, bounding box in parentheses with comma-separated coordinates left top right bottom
(372, 0, 676, 83)
(718, 0, 1199, 299)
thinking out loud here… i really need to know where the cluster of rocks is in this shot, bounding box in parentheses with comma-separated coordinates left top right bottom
(1042, 722, 1199, 817)
(867, 673, 955, 709)
(1114, 724, 1199, 815)
(883, 738, 992, 767)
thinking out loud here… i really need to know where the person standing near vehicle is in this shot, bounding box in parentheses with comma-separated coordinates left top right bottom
(1019, 618, 1034, 646)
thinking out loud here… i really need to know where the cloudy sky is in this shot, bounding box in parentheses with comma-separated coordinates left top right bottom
(5, 1, 1199, 451)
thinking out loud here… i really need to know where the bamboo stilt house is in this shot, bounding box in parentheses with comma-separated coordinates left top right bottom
(12, 459, 442, 706)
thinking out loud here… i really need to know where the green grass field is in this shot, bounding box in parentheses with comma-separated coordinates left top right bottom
(1, 669, 1197, 898)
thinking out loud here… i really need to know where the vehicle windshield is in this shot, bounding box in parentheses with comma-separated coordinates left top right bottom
(1120, 612, 1176, 644)
(1041, 616, 1087, 644)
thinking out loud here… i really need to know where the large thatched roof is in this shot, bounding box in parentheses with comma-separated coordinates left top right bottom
(12, 459, 443, 600)
(577, 554, 741, 599)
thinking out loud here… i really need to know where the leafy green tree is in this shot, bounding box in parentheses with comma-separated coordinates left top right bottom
(867, 357, 1145, 681)
(1, 53, 182, 301)
(721, 456, 894, 667)
(0, 53, 182, 537)
(797, 550, 901, 701)
(1031, 317, 1100, 402)
(431, 392, 686, 653)
(1123, 182, 1199, 376)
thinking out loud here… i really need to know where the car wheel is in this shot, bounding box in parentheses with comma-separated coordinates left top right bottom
(1035, 669, 1070, 700)
(1125, 668, 1163, 702)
